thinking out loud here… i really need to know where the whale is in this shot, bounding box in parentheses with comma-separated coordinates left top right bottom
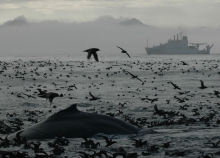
(9, 103, 140, 140)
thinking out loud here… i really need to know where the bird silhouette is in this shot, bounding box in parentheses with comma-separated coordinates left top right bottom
(146, 97, 158, 104)
(125, 70, 144, 83)
(199, 80, 207, 89)
(174, 96, 187, 103)
(97, 135, 117, 147)
(130, 138, 147, 148)
(168, 81, 181, 90)
(38, 92, 63, 105)
(180, 61, 188, 65)
(89, 91, 100, 101)
(37, 88, 47, 96)
(83, 48, 100, 62)
(116, 46, 131, 58)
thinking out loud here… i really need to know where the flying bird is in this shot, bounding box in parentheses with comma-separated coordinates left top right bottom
(116, 46, 131, 58)
(168, 81, 181, 90)
(38, 92, 63, 105)
(83, 48, 100, 62)
(125, 70, 144, 83)
(37, 88, 47, 96)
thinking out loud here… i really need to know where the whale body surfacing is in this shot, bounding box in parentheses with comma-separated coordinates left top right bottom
(10, 104, 140, 140)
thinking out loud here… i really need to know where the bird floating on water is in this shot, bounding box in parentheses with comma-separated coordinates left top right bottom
(199, 80, 207, 89)
(89, 91, 100, 101)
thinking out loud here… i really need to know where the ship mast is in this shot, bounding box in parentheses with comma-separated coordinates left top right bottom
(147, 39, 148, 48)
(179, 32, 183, 39)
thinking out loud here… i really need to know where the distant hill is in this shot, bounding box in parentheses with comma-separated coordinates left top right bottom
(0, 16, 29, 27)
(120, 18, 155, 28)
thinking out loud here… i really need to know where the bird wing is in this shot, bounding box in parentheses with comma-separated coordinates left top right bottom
(22, 93, 29, 97)
(37, 94, 47, 98)
(87, 52, 92, 60)
(170, 82, 175, 86)
(125, 70, 135, 77)
(136, 77, 144, 83)
(116, 46, 124, 51)
(200, 80, 204, 87)
(92, 52, 99, 62)
(49, 97, 53, 104)
(83, 48, 99, 52)
(174, 97, 181, 101)
(110, 135, 117, 141)
(97, 135, 109, 142)
(82, 136, 88, 142)
(83, 49, 90, 52)
(126, 53, 131, 58)
(89, 91, 95, 98)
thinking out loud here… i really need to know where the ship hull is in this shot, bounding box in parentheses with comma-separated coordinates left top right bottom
(145, 48, 210, 55)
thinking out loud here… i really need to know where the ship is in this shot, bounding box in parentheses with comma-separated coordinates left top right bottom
(145, 33, 213, 55)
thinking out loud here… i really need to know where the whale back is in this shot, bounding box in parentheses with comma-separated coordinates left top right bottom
(10, 104, 140, 139)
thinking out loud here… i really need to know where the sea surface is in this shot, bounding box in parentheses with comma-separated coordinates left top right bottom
(0, 54, 220, 157)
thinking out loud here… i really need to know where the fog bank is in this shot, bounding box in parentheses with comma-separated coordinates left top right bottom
(0, 16, 219, 57)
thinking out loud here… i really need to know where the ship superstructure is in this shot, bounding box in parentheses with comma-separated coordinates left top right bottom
(145, 33, 213, 55)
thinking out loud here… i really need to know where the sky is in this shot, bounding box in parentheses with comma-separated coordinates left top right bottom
(1, 0, 220, 28)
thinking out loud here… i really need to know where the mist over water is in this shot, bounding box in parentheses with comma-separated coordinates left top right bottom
(0, 16, 219, 57)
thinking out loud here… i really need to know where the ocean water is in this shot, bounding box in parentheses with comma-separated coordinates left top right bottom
(1, 53, 220, 61)
(0, 54, 220, 157)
